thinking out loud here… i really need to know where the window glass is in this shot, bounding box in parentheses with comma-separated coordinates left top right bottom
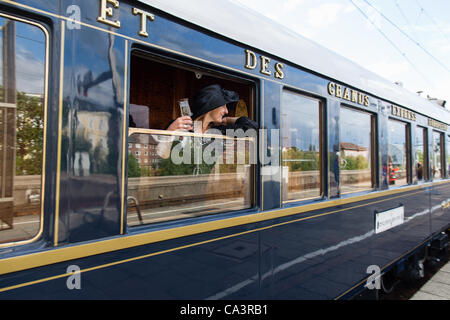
(281, 91, 321, 202)
(431, 131, 444, 179)
(414, 126, 427, 181)
(0, 16, 46, 244)
(127, 131, 255, 226)
(447, 135, 450, 178)
(387, 119, 409, 186)
(339, 107, 374, 194)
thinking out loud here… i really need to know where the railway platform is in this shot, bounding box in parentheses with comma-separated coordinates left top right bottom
(410, 260, 450, 300)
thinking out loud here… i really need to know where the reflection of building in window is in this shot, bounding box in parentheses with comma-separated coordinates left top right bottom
(128, 137, 161, 171)
(73, 111, 111, 176)
(340, 142, 369, 162)
(127, 131, 254, 227)
(77, 111, 110, 151)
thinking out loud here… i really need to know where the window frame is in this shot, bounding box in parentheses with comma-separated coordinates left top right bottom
(280, 89, 325, 204)
(338, 105, 377, 195)
(414, 125, 429, 183)
(387, 117, 412, 188)
(0, 13, 49, 248)
(431, 130, 445, 180)
(124, 47, 259, 230)
(447, 135, 450, 179)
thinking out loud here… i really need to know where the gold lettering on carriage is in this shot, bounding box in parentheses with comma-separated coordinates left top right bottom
(97, 0, 155, 37)
(391, 105, 416, 121)
(97, 0, 121, 28)
(428, 118, 448, 131)
(327, 82, 370, 107)
(245, 50, 285, 80)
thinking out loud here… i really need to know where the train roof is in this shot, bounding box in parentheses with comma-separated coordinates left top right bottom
(138, 0, 450, 124)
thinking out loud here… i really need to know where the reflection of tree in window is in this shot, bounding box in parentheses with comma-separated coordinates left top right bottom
(0, 17, 46, 244)
(281, 91, 321, 201)
(340, 143, 369, 170)
(15, 92, 43, 175)
(284, 147, 319, 172)
(339, 107, 373, 193)
(128, 153, 142, 178)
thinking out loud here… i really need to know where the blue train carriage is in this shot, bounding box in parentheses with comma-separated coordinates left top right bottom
(0, 0, 449, 300)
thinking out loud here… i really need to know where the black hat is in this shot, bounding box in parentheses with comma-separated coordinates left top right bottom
(191, 84, 239, 120)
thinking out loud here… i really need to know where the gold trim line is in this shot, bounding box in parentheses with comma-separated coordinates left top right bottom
(54, 20, 65, 246)
(120, 39, 128, 235)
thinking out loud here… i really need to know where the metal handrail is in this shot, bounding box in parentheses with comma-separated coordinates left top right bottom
(127, 196, 143, 225)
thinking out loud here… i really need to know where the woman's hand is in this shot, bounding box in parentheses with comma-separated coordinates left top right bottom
(166, 116, 193, 131)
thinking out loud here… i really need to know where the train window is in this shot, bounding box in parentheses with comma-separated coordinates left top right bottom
(281, 91, 322, 202)
(126, 52, 256, 226)
(339, 107, 375, 194)
(431, 131, 444, 179)
(0, 16, 47, 245)
(447, 135, 450, 178)
(387, 119, 410, 187)
(414, 126, 428, 182)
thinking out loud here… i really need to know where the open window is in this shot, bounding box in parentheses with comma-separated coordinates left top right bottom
(126, 51, 256, 227)
(129, 52, 255, 130)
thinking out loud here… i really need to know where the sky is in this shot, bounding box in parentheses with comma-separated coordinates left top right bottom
(0, 17, 46, 95)
(236, 0, 450, 111)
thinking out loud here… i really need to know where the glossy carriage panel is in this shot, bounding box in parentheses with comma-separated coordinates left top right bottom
(266, 188, 431, 299)
(0, 221, 261, 299)
(58, 24, 128, 243)
(0, 187, 435, 299)
(430, 183, 450, 234)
